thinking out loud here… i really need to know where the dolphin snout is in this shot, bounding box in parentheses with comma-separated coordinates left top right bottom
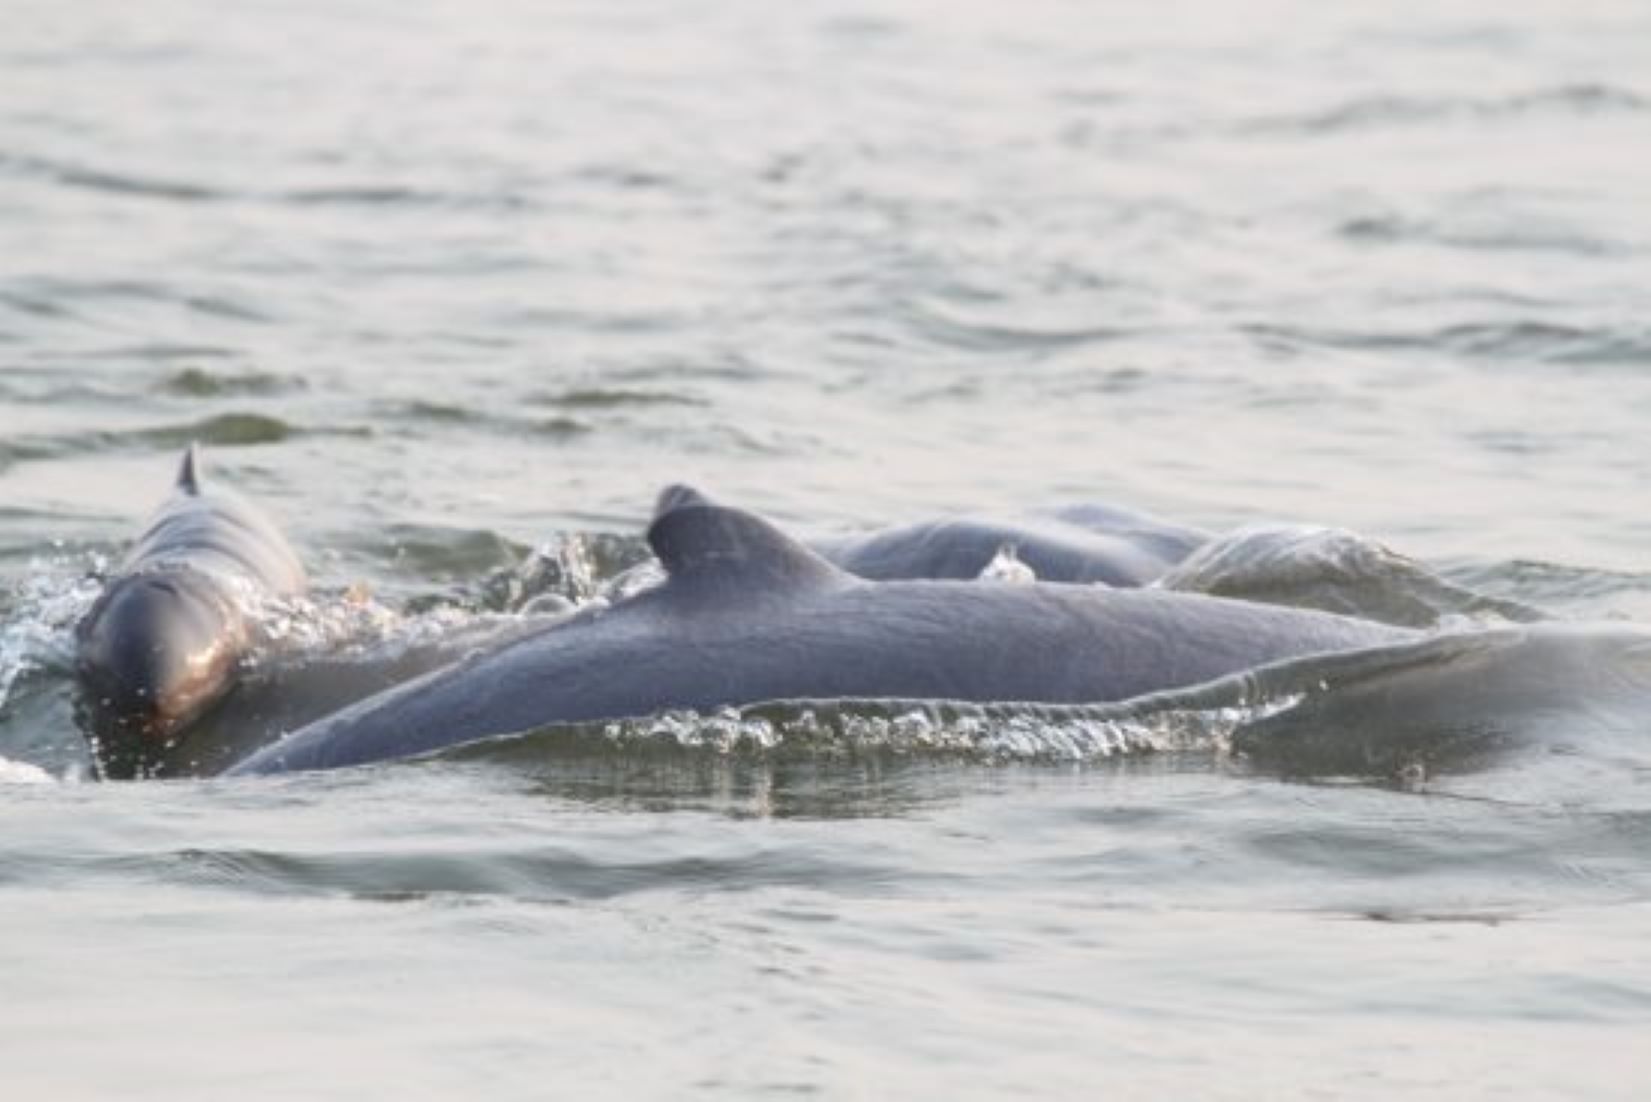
(74, 570, 246, 775)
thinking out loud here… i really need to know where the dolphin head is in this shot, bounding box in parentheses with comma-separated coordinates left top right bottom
(74, 568, 247, 777)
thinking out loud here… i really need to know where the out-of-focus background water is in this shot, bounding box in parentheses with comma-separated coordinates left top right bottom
(3, 0, 1650, 1097)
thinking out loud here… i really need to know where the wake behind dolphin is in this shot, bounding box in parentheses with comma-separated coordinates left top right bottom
(228, 486, 1411, 775)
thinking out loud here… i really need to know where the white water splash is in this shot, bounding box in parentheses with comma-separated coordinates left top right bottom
(976, 544, 1037, 584)
(244, 584, 423, 660)
(0, 755, 55, 785)
(0, 559, 104, 714)
(467, 694, 1309, 765)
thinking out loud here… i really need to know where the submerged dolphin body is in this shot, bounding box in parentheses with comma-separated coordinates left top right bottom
(229, 487, 1409, 775)
(1231, 622, 1651, 776)
(74, 445, 306, 776)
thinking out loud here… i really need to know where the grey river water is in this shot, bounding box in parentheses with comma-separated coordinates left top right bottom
(3, 1, 1651, 1097)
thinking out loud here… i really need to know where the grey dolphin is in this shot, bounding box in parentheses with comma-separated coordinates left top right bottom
(227, 486, 1407, 776)
(812, 504, 1207, 586)
(75, 445, 305, 776)
(1231, 622, 1651, 776)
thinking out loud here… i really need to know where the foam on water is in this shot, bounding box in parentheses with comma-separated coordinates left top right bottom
(440, 697, 1275, 766)
(0, 755, 54, 784)
(0, 558, 102, 714)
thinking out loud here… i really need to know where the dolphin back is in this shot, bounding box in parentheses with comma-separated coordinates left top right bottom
(229, 487, 1406, 776)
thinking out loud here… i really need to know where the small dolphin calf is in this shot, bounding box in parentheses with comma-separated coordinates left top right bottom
(75, 445, 305, 776)
(229, 486, 1406, 775)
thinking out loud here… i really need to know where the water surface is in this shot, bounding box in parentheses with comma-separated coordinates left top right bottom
(4, 1, 1651, 1096)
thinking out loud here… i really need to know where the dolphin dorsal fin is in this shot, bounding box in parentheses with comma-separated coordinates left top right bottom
(646, 484, 843, 594)
(176, 443, 203, 495)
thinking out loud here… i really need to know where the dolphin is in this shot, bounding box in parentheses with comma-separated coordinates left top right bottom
(1230, 621, 1651, 776)
(227, 486, 1409, 775)
(74, 444, 306, 776)
(812, 503, 1207, 586)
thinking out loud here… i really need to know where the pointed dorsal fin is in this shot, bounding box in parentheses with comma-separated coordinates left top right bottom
(646, 484, 844, 594)
(176, 442, 203, 495)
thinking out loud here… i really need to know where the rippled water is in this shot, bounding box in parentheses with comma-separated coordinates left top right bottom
(4, 1, 1651, 1096)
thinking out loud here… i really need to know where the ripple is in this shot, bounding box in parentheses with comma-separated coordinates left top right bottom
(279, 185, 536, 212)
(2, 275, 274, 325)
(1449, 560, 1651, 610)
(373, 524, 530, 580)
(135, 412, 298, 447)
(1243, 320, 1651, 368)
(0, 152, 540, 214)
(113, 842, 904, 902)
(1433, 321, 1651, 365)
(531, 416, 594, 439)
(383, 399, 486, 424)
(373, 400, 594, 441)
(532, 386, 708, 410)
(0, 151, 231, 202)
(1250, 83, 1649, 135)
(3, 412, 356, 465)
(157, 367, 307, 398)
(1337, 213, 1632, 257)
(905, 299, 1133, 353)
(86, 343, 240, 362)
(0, 288, 73, 319)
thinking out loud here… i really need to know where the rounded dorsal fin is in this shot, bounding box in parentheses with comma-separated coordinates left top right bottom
(653, 483, 715, 516)
(646, 484, 843, 593)
(176, 442, 203, 495)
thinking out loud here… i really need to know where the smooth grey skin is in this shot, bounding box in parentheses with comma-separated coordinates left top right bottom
(75, 444, 305, 777)
(229, 486, 1408, 776)
(1230, 622, 1651, 776)
(157, 613, 555, 778)
(812, 504, 1208, 586)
